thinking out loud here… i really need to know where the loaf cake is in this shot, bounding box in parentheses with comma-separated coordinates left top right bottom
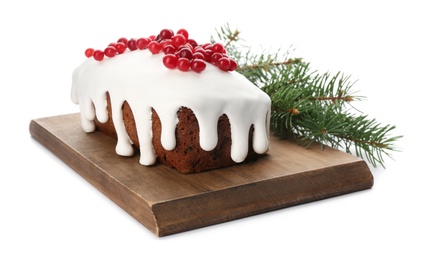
(71, 29, 271, 173)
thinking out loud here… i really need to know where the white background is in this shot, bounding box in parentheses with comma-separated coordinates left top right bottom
(1, 0, 428, 259)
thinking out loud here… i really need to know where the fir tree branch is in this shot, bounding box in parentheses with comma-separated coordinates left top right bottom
(238, 58, 302, 71)
(212, 24, 402, 168)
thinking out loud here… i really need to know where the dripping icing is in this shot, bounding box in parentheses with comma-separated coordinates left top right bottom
(72, 50, 271, 165)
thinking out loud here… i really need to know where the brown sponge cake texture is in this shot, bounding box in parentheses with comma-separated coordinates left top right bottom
(94, 93, 260, 174)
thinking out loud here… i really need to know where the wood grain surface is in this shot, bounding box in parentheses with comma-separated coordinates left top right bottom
(29, 113, 373, 236)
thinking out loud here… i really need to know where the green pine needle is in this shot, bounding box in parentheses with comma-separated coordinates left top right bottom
(213, 23, 402, 168)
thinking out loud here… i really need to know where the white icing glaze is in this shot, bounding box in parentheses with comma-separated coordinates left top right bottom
(71, 50, 271, 165)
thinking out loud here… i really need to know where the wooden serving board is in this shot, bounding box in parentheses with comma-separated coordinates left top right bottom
(29, 113, 373, 237)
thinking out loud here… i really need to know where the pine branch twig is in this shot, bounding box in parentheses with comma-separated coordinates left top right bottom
(213, 24, 403, 168)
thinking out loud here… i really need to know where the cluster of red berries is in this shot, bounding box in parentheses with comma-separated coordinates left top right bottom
(84, 28, 237, 73)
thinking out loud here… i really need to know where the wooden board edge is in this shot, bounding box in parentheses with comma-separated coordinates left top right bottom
(29, 119, 161, 235)
(152, 161, 373, 236)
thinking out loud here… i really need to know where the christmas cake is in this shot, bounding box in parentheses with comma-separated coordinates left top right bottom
(71, 29, 271, 173)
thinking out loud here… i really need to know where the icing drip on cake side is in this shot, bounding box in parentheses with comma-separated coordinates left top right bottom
(71, 50, 271, 165)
